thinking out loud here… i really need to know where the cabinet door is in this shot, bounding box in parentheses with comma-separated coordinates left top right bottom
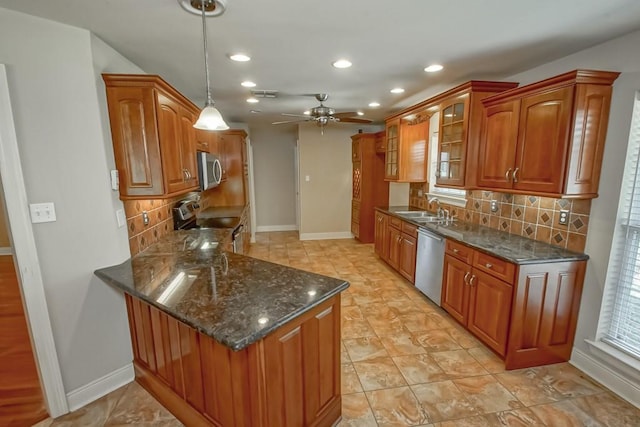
(506, 261, 586, 369)
(157, 92, 188, 194)
(374, 212, 388, 260)
(375, 131, 386, 153)
(398, 120, 428, 182)
(513, 86, 574, 194)
(352, 161, 362, 201)
(387, 227, 402, 270)
(352, 137, 361, 162)
(477, 100, 520, 189)
(437, 100, 469, 186)
(384, 119, 399, 180)
(105, 86, 164, 197)
(398, 233, 417, 283)
(467, 269, 513, 356)
(441, 254, 471, 326)
(180, 107, 199, 189)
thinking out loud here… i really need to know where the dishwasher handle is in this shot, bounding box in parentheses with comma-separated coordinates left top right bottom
(418, 229, 443, 242)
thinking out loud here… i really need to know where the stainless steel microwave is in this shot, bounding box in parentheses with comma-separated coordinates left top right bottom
(197, 152, 223, 191)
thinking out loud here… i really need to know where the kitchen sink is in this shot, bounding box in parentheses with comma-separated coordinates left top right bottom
(198, 216, 240, 229)
(394, 211, 434, 219)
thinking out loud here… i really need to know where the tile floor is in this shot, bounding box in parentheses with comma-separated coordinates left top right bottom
(35, 232, 640, 426)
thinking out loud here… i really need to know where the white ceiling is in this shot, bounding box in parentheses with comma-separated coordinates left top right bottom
(2, 0, 640, 126)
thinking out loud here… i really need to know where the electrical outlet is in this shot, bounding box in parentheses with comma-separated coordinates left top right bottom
(490, 200, 499, 213)
(558, 210, 570, 225)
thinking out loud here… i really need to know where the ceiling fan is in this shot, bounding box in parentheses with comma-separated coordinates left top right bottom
(272, 94, 372, 133)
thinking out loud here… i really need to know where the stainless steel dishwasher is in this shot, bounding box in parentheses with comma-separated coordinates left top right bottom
(415, 228, 445, 305)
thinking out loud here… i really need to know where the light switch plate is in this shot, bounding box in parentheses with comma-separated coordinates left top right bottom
(30, 202, 57, 223)
(116, 209, 126, 228)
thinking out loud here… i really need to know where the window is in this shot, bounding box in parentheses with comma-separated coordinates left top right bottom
(598, 91, 640, 360)
(427, 112, 467, 207)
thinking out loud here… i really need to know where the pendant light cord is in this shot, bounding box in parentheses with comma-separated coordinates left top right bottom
(201, 0, 213, 106)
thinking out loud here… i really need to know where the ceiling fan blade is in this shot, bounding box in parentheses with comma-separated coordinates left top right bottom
(272, 119, 307, 125)
(332, 112, 359, 118)
(337, 117, 373, 124)
(281, 113, 311, 118)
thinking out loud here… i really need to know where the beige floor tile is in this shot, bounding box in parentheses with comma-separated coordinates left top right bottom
(103, 382, 180, 426)
(339, 392, 377, 427)
(446, 326, 482, 349)
(431, 350, 489, 378)
(535, 363, 604, 398)
(386, 299, 425, 315)
(344, 337, 390, 361)
(342, 340, 351, 363)
(342, 363, 364, 394)
(412, 330, 462, 352)
(467, 346, 506, 374)
(50, 383, 128, 426)
(343, 305, 366, 321)
(558, 392, 640, 426)
(366, 386, 430, 426)
(353, 356, 408, 391)
(342, 318, 377, 339)
(379, 331, 427, 356)
(399, 313, 446, 332)
(453, 375, 522, 414)
(435, 409, 544, 427)
(495, 369, 564, 406)
(393, 354, 449, 385)
(352, 292, 385, 305)
(411, 381, 481, 422)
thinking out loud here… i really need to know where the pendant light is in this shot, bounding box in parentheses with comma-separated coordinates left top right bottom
(193, 0, 229, 130)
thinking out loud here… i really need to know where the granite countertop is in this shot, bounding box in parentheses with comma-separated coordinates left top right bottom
(378, 206, 589, 264)
(95, 229, 348, 351)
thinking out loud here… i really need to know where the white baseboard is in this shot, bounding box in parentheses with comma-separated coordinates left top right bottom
(255, 224, 298, 232)
(299, 232, 354, 241)
(570, 347, 640, 408)
(66, 364, 134, 412)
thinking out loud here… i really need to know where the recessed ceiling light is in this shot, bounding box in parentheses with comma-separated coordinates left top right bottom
(241, 81, 256, 87)
(246, 97, 259, 103)
(357, 111, 364, 116)
(303, 110, 311, 115)
(250, 110, 261, 114)
(369, 102, 380, 108)
(424, 64, 444, 73)
(229, 53, 251, 62)
(332, 59, 352, 69)
(390, 88, 405, 94)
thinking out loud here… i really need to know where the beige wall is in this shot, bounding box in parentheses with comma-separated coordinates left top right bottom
(389, 182, 410, 206)
(298, 123, 360, 238)
(250, 124, 297, 230)
(0, 178, 9, 247)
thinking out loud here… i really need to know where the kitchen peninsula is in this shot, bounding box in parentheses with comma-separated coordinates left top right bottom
(95, 229, 348, 427)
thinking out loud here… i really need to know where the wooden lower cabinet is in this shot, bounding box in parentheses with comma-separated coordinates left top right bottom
(398, 232, 417, 283)
(125, 294, 342, 426)
(387, 227, 402, 270)
(374, 212, 418, 283)
(374, 211, 389, 261)
(442, 239, 586, 367)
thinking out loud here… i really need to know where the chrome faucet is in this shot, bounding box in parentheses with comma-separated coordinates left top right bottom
(427, 196, 445, 219)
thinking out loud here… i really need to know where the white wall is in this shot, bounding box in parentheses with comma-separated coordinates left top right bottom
(249, 124, 297, 230)
(507, 29, 640, 402)
(298, 123, 358, 239)
(389, 182, 410, 206)
(0, 7, 142, 399)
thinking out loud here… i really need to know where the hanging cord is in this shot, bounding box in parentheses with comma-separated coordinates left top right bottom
(201, 0, 213, 106)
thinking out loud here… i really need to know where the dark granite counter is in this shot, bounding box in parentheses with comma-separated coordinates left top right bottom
(95, 229, 348, 351)
(378, 206, 588, 264)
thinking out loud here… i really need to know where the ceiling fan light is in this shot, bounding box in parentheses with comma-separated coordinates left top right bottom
(357, 111, 364, 116)
(303, 110, 311, 115)
(194, 105, 229, 130)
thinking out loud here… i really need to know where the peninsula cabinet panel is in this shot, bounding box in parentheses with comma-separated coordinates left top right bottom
(506, 260, 586, 369)
(478, 70, 619, 198)
(124, 293, 341, 427)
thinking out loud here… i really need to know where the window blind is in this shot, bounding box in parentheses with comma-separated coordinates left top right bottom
(601, 91, 640, 359)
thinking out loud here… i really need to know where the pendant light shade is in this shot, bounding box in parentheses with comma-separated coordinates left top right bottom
(193, 0, 228, 131)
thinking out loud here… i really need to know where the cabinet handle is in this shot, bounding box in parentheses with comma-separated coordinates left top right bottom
(505, 168, 512, 182)
(182, 169, 188, 180)
(463, 272, 470, 285)
(186, 170, 191, 180)
(469, 275, 477, 286)
(485, 263, 493, 269)
(513, 167, 520, 183)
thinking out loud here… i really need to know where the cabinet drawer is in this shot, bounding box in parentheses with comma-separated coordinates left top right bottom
(473, 251, 516, 283)
(445, 240, 473, 264)
(389, 216, 402, 230)
(401, 221, 418, 238)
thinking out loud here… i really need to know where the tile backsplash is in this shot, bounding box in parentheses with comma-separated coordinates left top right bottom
(409, 184, 591, 252)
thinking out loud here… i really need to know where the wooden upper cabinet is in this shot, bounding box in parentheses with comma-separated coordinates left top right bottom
(195, 129, 219, 154)
(478, 70, 620, 198)
(384, 116, 429, 183)
(103, 74, 201, 200)
(437, 99, 469, 186)
(384, 118, 400, 180)
(374, 130, 386, 153)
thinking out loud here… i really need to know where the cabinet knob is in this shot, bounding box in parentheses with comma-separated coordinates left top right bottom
(485, 263, 493, 269)
(513, 168, 520, 183)
(505, 168, 512, 182)
(453, 248, 459, 254)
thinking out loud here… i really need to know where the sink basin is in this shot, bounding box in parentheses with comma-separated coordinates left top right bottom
(198, 216, 240, 229)
(394, 211, 434, 219)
